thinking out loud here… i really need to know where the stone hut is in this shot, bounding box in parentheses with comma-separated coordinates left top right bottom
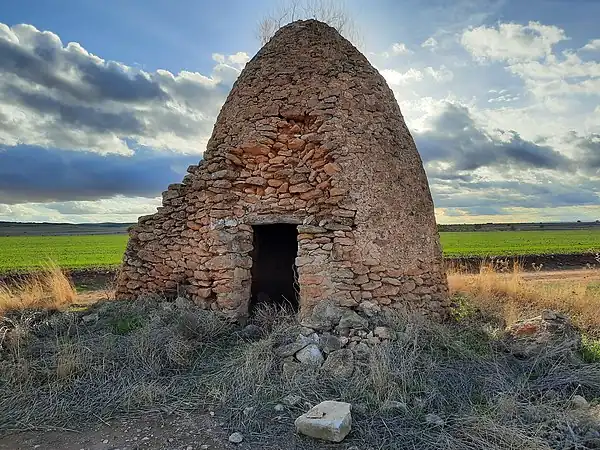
(116, 20, 449, 323)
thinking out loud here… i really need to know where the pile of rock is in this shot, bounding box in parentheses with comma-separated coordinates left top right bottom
(503, 309, 581, 358)
(274, 300, 396, 376)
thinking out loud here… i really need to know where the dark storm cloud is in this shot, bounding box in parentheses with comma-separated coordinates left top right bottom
(0, 145, 200, 204)
(429, 177, 600, 211)
(0, 30, 168, 103)
(0, 22, 238, 155)
(0, 34, 84, 99)
(414, 104, 572, 171)
(565, 131, 600, 171)
(75, 59, 169, 103)
(2, 85, 145, 134)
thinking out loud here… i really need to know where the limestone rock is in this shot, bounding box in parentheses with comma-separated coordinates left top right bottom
(82, 313, 99, 323)
(425, 413, 445, 427)
(338, 310, 368, 330)
(295, 401, 352, 442)
(283, 394, 302, 407)
(570, 395, 589, 409)
(322, 349, 354, 377)
(301, 300, 345, 331)
(275, 334, 315, 357)
(352, 342, 370, 361)
(374, 326, 395, 340)
(239, 324, 262, 340)
(319, 332, 342, 353)
(504, 310, 581, 358)
(296, 344, 324, 367)
(228, 432, 244, 444)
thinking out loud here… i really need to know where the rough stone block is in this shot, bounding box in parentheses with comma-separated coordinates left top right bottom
(295, 401, 352, 442)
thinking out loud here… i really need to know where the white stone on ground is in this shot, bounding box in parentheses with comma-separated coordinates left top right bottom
(228, 432, 244, 444)
(295, 344, 324, 366)
(283, 394, 302, 406)
(295, 400, 352, 442)
(570, 395, 589, 409)
(425, 413, 445, 426)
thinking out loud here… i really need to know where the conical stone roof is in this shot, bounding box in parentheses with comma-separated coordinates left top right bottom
(116, 20, 449, 321)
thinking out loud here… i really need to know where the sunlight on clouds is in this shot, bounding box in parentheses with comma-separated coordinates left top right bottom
(582, 39, 600, 52)
(461, 21, 567, 62)
(391, 42, 413, 55)
(421, 37, 438, 50)
(0, 197, 162, 223)
(0, 22, 249, 155)
(381, 68, 423, 85)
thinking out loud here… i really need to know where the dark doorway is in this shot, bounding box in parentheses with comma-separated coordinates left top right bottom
(250, 224, 299, 313)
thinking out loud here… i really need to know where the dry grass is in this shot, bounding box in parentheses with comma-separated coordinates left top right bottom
(0, 262, 77, 314)
(448, 263, 600, 331)
(1, 298, 600, 449)
(2, 270, 600, 448)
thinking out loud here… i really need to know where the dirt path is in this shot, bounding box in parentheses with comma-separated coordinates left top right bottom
(519, 269, 600, 283)
(0, 412, 232, 450)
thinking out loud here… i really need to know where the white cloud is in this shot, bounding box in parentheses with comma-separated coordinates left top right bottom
(381, 66, 453, 86)
(391, 42, 413, 55)
(424, 65, 454, 82)
(0, 197, 162, 223)
(461, 21, 568, 62)
(461, 21, 600, 100)
(381, 68, 423, 85)
(421, 37, 438, 50)
(508, 51, 600, 80)
(0, 22, 249, 155)
(582, 39, 600, 52)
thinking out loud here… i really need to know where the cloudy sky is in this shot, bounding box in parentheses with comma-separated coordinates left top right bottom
(1, 0, 599, 224)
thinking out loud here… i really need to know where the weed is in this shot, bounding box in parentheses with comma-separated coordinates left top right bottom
(448, 264, 600, 331)
(1, 295, 600, 448)
(110, 314, 144, 335)
(0, 262, 77, 314)
(581, 335, 600, 363)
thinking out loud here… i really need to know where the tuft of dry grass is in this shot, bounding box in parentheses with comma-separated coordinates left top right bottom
(0, 262, 77, 314)
(448, 263, 600, 331)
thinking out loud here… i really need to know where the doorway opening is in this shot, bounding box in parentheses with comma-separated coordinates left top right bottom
(250, 224, 299, 313)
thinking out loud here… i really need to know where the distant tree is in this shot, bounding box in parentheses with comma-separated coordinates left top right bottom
(256, 0, 362, 47)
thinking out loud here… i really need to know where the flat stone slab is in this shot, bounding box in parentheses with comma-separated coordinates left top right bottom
(295, 400, 352, 442)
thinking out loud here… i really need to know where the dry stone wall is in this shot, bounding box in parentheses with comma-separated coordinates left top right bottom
(116, 20, 449, 322)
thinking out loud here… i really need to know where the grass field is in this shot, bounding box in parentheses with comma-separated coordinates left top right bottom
(0, 229, 599, 272)
(441, 229, 600, 257)
(0, 235, 127, 272)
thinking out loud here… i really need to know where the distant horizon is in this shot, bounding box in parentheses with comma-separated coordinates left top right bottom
(1, 219, 599, 227)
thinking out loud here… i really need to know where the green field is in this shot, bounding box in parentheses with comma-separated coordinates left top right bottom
(440, 229, 600, 257)
(0, 235, 128, 272)
(0, 230, 599, 272)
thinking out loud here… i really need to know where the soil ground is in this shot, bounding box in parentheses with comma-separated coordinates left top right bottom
(0, 411, 231, 450)
(1, 267, 599, 450)
(520, 269, 600, 282)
